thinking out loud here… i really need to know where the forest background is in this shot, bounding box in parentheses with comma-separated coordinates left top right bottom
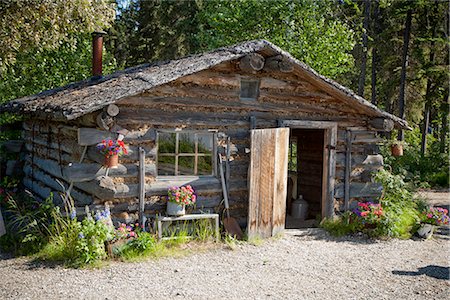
(0, 0, 448, 188)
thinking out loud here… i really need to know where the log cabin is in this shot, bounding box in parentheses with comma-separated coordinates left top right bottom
(1, 36, 410, 238)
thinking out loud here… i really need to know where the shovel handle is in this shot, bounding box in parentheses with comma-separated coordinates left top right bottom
(218, 154, 231, 219)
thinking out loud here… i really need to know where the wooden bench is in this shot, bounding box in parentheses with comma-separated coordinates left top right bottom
(156, 213, 220, 241)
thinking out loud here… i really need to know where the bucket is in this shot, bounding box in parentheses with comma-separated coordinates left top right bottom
(291, 195, 308, 220)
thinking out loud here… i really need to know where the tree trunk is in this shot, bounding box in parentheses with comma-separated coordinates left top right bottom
(420, 3, 438, 155)
(440, 89, 449, 153)
(397, 9, 412, 141)
(358, 0, 371, 97)
(371, 0, 380, 105)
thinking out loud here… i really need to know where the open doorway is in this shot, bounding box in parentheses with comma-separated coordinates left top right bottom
(285, 129, 325, 229)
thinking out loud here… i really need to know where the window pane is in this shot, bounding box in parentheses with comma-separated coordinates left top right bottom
(158, 156, 175, 176)
(197, 134, 213, 154)
(197, 155, 213, 175)
(158, 133, 176, 153)
(178, 133, 195, 154)
(178, 157, 195, 175)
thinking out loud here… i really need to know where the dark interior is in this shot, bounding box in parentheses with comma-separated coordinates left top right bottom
(285, 129, 325, 229)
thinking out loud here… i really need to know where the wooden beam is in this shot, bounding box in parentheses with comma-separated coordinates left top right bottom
(368, 118, 394, 131)
(344, 130, 352, 211)
(138, 147, 146, 228)
(334, 182, 383, 199)
(239, 53, 265, 72)
(78, 128, 117, 146)
(264, 55, 294, 73)
(63, 162, 156, 182)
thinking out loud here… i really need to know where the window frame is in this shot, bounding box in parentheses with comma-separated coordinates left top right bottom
(156, 129, 217, 179)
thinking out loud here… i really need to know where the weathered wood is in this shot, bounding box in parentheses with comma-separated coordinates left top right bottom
(63, 162, 156, 182)
(344, 130, 352, 211)
(2, 140, 24, 153)
(23, 164, 92, 205)
(138, 147, 145, 228)
(78, 128, 117, 146)
(23, 178, 63, 203)
(272, 128, 289, 236)
(239, 53, 265, 72)
(334, 182, 383, 198)
(264, 55, 294, 73)
(248, 128, 289, 239)
(107, 104, 120, 116)
(368, 118, 394, 131)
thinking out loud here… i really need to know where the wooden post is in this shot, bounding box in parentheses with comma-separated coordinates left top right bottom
(344, 130, 352, 211)
(138, 147, 146, 230)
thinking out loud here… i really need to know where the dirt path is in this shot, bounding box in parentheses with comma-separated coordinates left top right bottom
(417, 189, 449, 208)
(1, 229, 449, 300)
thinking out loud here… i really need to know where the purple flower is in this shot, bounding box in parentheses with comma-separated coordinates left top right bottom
(70, 209, 77, 220)
(78, 233, 85, 239)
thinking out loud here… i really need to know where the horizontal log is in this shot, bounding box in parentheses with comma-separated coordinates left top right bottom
(334, 182, 383, 199)
(239, 53, 265, 72)
(23, 121, 77, 137)
(64, 162, 156, 182)
(116, 108, 250, 128)
(23, 178, 63, 204)
(78, 128, 118, 146)
(23, 131, 83, 155)
(368, 118, 394, 131)
(23, 164, 92, 206)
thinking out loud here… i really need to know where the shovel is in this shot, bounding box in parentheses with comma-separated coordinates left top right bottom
(218, 153, 243, 239)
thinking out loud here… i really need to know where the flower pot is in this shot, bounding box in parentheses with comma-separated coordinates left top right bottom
(105, 154, 119, 168)
(391, 144, 403, 157)
(417, 223, 434, 239)
(167, 201, 185, 216)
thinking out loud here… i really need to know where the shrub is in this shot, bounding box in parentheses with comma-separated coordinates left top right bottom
(321, 169, 421, 239)
(0, 192, 58, 255)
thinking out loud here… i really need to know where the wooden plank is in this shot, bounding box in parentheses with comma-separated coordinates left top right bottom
(344, 130, 352, 211)
(247, 130, 262, 239)
(271, 128, 289, 236)
(334, 182, 383, 199)
(78, 128, 117, 146)
(138, 147, 145, 228)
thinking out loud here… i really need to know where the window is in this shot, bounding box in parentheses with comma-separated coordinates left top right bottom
(157, 131, 216, 176)
(240, 79, 260, 101)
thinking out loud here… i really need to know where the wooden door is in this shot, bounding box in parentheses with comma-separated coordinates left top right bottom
(247, 128, 289, 239)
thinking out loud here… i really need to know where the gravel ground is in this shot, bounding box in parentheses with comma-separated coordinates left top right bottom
(0, 228, 449, 300)
(1, 190, 449, 300)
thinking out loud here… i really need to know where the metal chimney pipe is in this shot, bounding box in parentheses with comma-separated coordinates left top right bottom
(92, 31, 106, 79)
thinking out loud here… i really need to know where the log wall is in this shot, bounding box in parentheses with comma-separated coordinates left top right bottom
(21, 60, 385, 224)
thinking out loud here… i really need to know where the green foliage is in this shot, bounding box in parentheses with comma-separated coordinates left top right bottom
(0, 0, 116, 69)
(381, 128, 449, 188)
(373, 169, 419, 239)
(321, 169, 421, 239)
(196, 0, 355, 79)
(0, 192, 58, 254)
(320, 211, 360, 237)
(0, 34, 117, 104)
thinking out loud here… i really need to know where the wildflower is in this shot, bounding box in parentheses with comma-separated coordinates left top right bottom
(70, 209, 77, 220)
(78, 233, 85, 239)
